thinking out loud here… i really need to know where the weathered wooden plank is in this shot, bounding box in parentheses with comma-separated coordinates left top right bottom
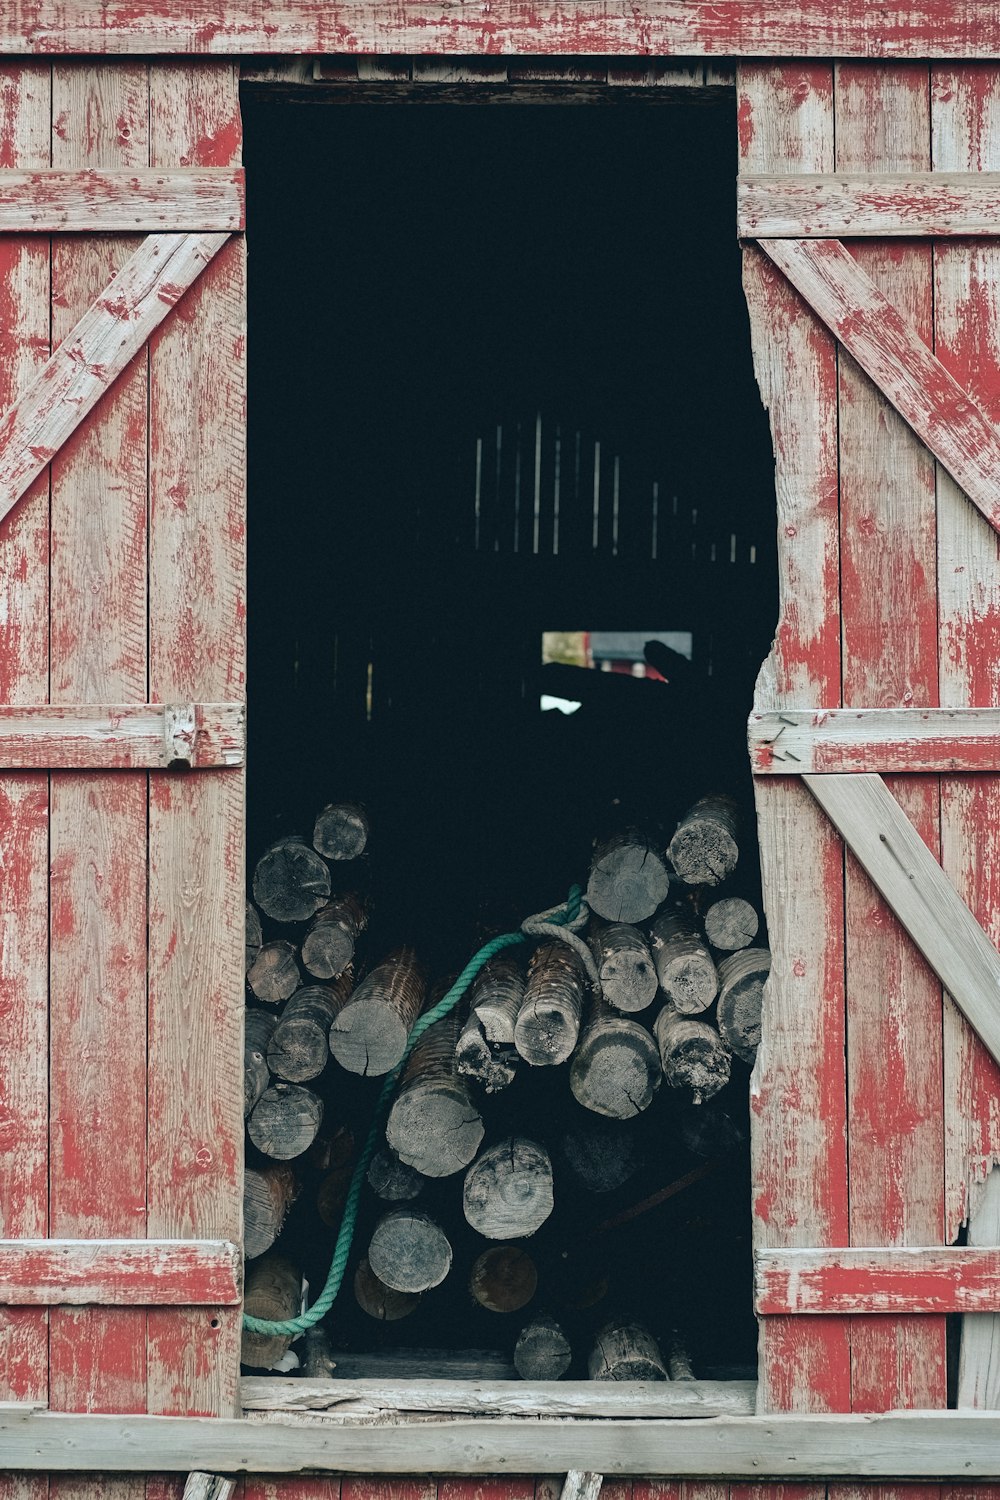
(757, 1246, 1000, 1314)
(146, 58, 246, 1424)
(0, 167, 243, 230)
(739, 172, 1000, 237)
(0, 1240, 241, 1306)
(0, 226, 227, 530)
(738, 61, 850, 1417)
(181, 1475, 234, 1500)
(240, 1378, 758, 1419)
(761, 233, 1000, 537)
(750, 708, 1000, 774)
(0, 703, 244, 768)
(7, 1, 1000, 58)
(8, 1409, 1000, 1475)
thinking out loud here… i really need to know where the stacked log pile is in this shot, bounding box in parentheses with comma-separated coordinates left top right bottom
(242, 791, 762, 1382)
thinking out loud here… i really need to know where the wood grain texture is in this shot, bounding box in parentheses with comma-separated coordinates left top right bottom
(750, 708, 1000, 773)
(739, 172, 1000, 237)
(146, 58, 245, 1422)
(738, 61, 851, 1416)
(0, 702, 244, 767)
(0, 1240, 241, 1305)
(0, 167, 243, 229)
(756, 1246, 1000, 1313)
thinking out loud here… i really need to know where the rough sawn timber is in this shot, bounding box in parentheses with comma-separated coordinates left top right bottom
(0, 1238, 242, 1304)
(756, 1246, 1000, 1314)
(749, 708, 1000, 773)
(0, 702, 244, 768)
(739, 172, 1000, 237)
(0, 167, 244, 230)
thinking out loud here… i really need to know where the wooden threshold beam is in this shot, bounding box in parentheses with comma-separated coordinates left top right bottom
(0, 168, 244, 231)
(0, 703, 245, 769)
(756, 1246, 1000, 1315)
(0, 1239, 242, 1306)
(749, 708, 1000, 774)
(740, 172, 1000, 238)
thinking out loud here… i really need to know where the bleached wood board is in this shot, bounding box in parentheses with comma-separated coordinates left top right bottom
(756, 1246, 1000, 1314)
(6, 1409, 1000, 1475)
(806, 772, 1000, 1074)
(0, 225, 228, 528)
(240, 1378, 758, 1419)
(750, 708, 1000, 773)
(182, 1477, 235, 1500)
(739, 172, 1000, 237)
(0, 702, 244, 767)
(0, 1239, 241, 1305)
(761, 234, 1000, 536)
(0, 167, 244, 230)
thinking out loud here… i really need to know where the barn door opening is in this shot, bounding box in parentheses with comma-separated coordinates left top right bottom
(241, 91, 776, 1384)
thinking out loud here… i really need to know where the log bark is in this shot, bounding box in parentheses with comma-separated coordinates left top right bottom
(385, 1012, 485, 1177)
(244, 1007, 276, 1118)
(715, 947, 771, 1064)
(313, 800, 370, 861)
(654, 1003, 731, 1105)
(469, 1244, 538, 1313)
(367, 1146, 424, 1202)
(241, 1254, 301, 1371)
(570, 995, 661, 1119)
(329, 946, 426, 1077)
(586, 830, 671, 923)
(560, 1116, 642, 1193)
(367, 1207, 453, 1293)
(267, 976, 351, 1084)
(247, 1081, 324, 1160)
(703, 896, 759, 952)
(455, 951, 525, 1092)
(243, 1161, 297, 1260)
(246, 899, 262, 974)
(589, 923, 658, 1013)
(667, 795, 739, 887)
(588, 1318, 668, 1382)
(247, 939, 300, 1005)
(253, 834, 331, 922)
(463, 1136, 554, 1239)
(514, 1313, 572, 1380)
(514, 942, 588, 1066)
(648, 910, 718, 1015)
(301, 892, 368, 980)
(354, 1256, 422, 1320)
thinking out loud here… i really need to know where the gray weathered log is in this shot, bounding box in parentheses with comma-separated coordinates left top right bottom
(561, 1116, 641, 1193)
(667, 795, 739, 887)
(469, 1245, 538, 1314)
(354, 1256, 422, 1321)
(514, 1313, 573, 1380)
(247, 1082, 324, 1161)
(241, 1254, 302, 1371)
(329, 946, 426, 1077)
(569, 995, 661, 1119)
(313, 800, 370, 861)
(716, 947, 771, 1064)
(267, 976, 351, 1084)
(586, 831, 671, 923)
(367, 1208, 453, 1293)
(654, 1003, 731, 1106)
(247, 940, 301, 1006)
(367, 1147, 424, 1202)
(386, 1012, 484, 1177)
(253, 835, 331, 923)
(455, 951, 524, 1092)
(301, 893, 368, 980)
(668, 1334, 696, 1381)
(246, 900, 263, 974)
(456, 1012, 518, 1094)
(463, 1136, 554, 1240)
(514, 942, 588, 1066)
(588, 923, 658, 1013)
(303, 1325, 337, 1379)
(703, 896, 759, 952)
(243, 1161, 297, 1261)
(244, 1007, 276, 1118)
(588, 1319, 668, 1382)
(648, 910, 718, 1015)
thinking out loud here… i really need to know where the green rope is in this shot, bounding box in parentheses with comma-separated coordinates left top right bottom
(243, 883, 584, 1337)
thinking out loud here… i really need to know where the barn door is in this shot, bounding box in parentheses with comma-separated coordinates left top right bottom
(740, 60, 1000, 1414)
(0, 55, 246, 1451)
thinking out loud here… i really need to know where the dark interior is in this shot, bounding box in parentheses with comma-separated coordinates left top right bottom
(243, 93, 777, 1379)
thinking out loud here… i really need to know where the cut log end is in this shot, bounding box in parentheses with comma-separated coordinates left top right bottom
(268, 978, 349, 1084)
(247, 1082, 324, 1160)
(515, 942, 587, 1066)
(301, 892, 368, 980)
(313, 800, 370, 861)
(649, 910, 718, 1016)
(703, 896, 758, 952)
(463, 1136, 554, 1239)
(560, 1116, 642, 1193)
(588, 1318, 668, 1382)
(586, 833, 671, 924)
(253, 835, 331, 923)
(243, 1162, 297, 1261)
(590, 923, 658, 1013)
(667, 795, 740, 888)
(367, 1208, 453, 1293)
(247, 940, 301, 1005)
(367, 1146, 424, 1202)
(469, 1244, 538, 1313)
(241, 1255, 301, 1370)
(514, 1313, 572, 1380)
(654, 1006, 731, 1106)
(569, 1009, 661, 1120)
(329, 946, 425, 1078)
(716, 947, 771, 1065)
(354, 1256, 422, 1321)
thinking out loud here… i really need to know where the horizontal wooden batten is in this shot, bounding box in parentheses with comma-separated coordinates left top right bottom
(749, 708, 1000, 774)
(5, 2, 1000, 57)
(0, 703, 245, 769)
(0, 168, 245, 231)
(7, 1408, 1000, 1475)
(0, 1239, 242, 1306)
(756, 1246, 1000, 1315)
(739, 172, 1000, 238)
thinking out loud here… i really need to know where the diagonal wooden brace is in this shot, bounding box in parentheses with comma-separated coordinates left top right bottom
(0, 230, 229, 528)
